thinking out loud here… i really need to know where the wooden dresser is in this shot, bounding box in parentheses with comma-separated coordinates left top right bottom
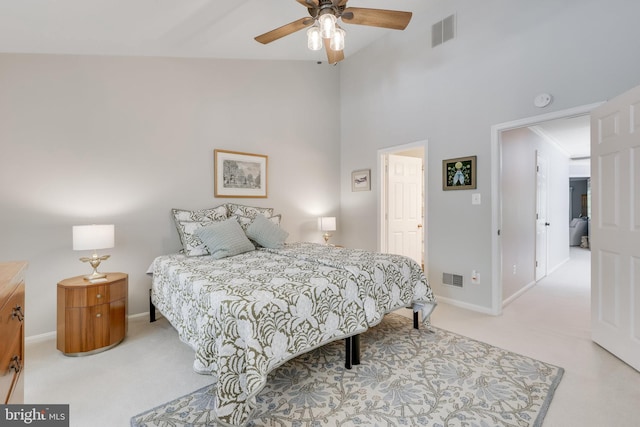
(57, 272, 128, 356)
(0, 261, 27, 404)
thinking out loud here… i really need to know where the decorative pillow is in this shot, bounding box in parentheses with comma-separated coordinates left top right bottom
(172, 206, 228, 222)
(233, 214, 281, 231)
(194, 218, 255, 260)
(225, 203, 274, 219)
(246, 214, 289, 249)
(172, 206, 229, 256)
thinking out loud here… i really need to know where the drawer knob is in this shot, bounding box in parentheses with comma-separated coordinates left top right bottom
(10, 356, 22, 374)
(12, 305, 24, 322)
(96, 294, 103, 299)
(96, 313, 102, 318)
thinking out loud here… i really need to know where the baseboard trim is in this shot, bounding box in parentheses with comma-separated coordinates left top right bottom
(502, 280, 537, 308)
(26, 330, 56, 344)
(434, 295, 496, 315)
(26, 312, 153, 343)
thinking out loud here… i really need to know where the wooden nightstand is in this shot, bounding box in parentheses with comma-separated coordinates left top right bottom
(56, 272, 128, 356)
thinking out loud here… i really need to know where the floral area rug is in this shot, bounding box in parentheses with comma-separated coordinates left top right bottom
(131, 314, 563, 427)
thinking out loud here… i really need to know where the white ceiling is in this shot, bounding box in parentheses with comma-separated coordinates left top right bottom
(530, 115, 591, 159)
(0, 0, 591, 157)
(0, 0, 429, 62)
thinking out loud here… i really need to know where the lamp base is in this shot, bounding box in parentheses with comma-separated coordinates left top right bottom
(79, 253, 110, 281)
(84, 271, 107, 281)
(323, 233, 332, 245)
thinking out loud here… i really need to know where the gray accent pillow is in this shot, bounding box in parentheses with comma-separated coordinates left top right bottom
(246, 214, 289, 249)
(194, 218, 255, 259)
(233, 213, 281, 231)
(172, 206, 229, 256)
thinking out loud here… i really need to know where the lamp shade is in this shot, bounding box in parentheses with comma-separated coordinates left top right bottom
(319, 217, 337, 232)
(72, 224, 115, 251)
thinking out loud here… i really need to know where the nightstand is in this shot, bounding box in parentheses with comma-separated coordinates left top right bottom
(56, 272, 128, 356)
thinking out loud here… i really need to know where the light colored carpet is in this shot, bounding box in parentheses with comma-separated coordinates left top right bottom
(131, 314, 563, 427)
(26, 248, 640, 426)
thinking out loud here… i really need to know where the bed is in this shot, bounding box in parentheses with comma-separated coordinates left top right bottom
(148, 204, 436, 427)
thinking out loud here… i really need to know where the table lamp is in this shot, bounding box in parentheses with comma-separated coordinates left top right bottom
(72, 224, 114, 280)
(319, 216, 336, 245)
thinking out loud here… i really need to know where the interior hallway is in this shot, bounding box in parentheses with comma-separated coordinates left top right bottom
(429, 247, 640, 426)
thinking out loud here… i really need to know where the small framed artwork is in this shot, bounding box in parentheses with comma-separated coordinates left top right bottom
(443, 155, 477, 190)
(352, 169, 371, 192)
(214, 149, 268, 198)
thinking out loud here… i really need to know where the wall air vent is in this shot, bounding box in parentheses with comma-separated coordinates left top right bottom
(443, 272, 464, 287)
(432, 14, 456, 48)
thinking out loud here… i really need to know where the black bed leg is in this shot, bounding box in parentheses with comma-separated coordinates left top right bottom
(345, 337, 352, 369)
(352, 334, 360, 365)
(345, 335, 361, 369)
(413, 311, 419, 330)
(149, 289, 156, 323)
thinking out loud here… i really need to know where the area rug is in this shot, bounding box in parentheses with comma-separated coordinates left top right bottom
(131, 314, 563, 427)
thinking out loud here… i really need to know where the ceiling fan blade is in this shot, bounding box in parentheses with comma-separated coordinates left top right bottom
(324, 38, 345, 64)
(341, 7, 412, 30)
(255, 17, 312, 44)
(296, 0, 319, 7)
(333, 0, 348, 6)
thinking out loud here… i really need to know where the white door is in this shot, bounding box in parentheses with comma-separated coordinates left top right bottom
(591, 84, 640, 371)
(387, 154, 423, 266)
(535, 153, 549, 281)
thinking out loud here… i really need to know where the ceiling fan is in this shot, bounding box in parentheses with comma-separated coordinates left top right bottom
(255, 0, 412, 64)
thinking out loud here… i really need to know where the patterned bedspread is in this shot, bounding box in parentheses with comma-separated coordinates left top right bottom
(150, 243, 435, 426)
(262, 242, 436, 326)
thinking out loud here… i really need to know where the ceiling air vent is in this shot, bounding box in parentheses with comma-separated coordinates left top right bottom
(432, 14, 456, 48)
(443, 272, 464, 288)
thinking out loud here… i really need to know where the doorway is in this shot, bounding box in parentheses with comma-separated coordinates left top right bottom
(491, 103, 600, 314)
(378, 141, 428, 268)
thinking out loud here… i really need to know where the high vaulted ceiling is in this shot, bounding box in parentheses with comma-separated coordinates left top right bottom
(0, 0, 428, 62)
(0, 0, 592, 158)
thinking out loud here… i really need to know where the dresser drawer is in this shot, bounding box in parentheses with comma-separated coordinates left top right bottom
(0, 329, 22, 404)
(63, 278, 126, 307)
(0, 274, 25, 405)
(0, 282, 24, 370)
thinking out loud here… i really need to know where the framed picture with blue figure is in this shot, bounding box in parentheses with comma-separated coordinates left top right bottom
(443, 155, 476, 190)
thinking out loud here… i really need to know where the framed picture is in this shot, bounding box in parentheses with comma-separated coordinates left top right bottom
(352, 169, 371, 192)
(443, 155, 477, 190)
(214, 149, 268, 198)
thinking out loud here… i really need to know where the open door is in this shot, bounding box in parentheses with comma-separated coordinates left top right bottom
(535, 152, 549, 281)
(591, 84, 640, 371)
(387, 154, 423, 266)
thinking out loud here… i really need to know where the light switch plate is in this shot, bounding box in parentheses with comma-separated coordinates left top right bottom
(472, 193, 481, 205)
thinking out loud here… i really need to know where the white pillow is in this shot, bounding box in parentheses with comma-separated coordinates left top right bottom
(246, 214, 289, 249)
(194, 218, 255, 259)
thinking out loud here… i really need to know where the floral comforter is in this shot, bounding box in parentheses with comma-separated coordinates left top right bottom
(149, 243, 435, 427)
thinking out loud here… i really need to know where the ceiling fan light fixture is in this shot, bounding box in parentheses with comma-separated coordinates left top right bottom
(319, 13, 337, 38)
(330, 26, 345, 51)
(307, 26, 323, 50)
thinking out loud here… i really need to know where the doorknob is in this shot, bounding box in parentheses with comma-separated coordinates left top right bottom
(545, 222, 550, 226)
(417, 224, 423, 228)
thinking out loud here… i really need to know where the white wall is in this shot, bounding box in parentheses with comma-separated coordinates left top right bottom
(339, 0, 640, 310)
(0, 54, 341, 336)
(501, 127, 570, 301)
